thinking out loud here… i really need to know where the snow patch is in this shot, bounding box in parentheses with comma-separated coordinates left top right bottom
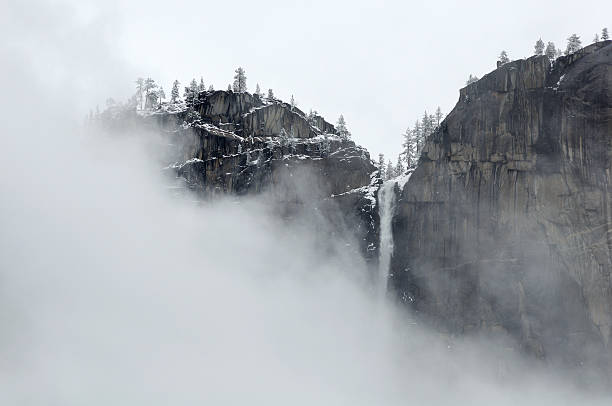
(553, 74, 566, 90)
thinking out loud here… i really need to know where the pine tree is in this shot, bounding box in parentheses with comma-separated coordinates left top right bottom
(184, 78, 198, 106)
(386, 160, 395, 180)
(402, 127, 416, 169)
(336, 114, 351, 140)
(565, 34, 582, 55)
(255, 83, 262, 97)
(498, 50, 510, 65)
(199, 77, 206, 92)
(378, 153, 386, 179)
(267, 89, 275, 99)
(208, 84, 214, 91)
(413, 120, 423, 155)
(594, 33, 600, 43)
(144, 77, 157, 109)
(395, 156, 404, 176)
(435, 106, 443, 127)
(233, 67, 247, 92)
(170, 80, 180, 103)
(227, 84, 232, 91)
(190, 78, 198, 94)
(602, 28, 609, 41)
(545, 42, 557, 60)
(466, 74, 479, 85)
(419, 111, 434, 152)
(290, 95, 296, 110)
(534, 38, 545, 55)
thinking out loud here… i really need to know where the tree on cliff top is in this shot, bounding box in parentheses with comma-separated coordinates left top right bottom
(545, 42, 557, 60)
(420, 111, 434, 152)
(466, 74, 479, 85)
(184, 78, 198, 106)
(435, 106, 443, 127)
(233, 67, 247, 92)
(602, 28, 609, 41)
(402, 127, 416, 170)
(565, 34, 582, 55)
(143, 77, 157, 109)
(498, 50, 510, 65)
(534, 38, 545, 55)
(267, 89, 275, 99)
(336, 114, 351, 140)
(170, 80, 180, 103)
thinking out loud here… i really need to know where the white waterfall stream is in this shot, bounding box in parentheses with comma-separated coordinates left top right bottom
(377, 180, 397, 296)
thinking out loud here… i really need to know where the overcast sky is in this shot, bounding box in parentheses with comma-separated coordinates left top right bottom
(6, 0, 612, 160)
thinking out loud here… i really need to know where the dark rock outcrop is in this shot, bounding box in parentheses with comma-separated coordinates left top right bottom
(390, 41, 612, 371)
(100, 90, 380, 267)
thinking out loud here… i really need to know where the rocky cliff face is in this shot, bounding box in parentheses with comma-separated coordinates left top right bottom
(100, 90, 380, 266)
(100, 42, 612, 373)
(390, 41, 612, 371)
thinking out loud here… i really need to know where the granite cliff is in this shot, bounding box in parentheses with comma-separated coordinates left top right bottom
(99, 90, 380, 266)
(390, 41, 612, 372)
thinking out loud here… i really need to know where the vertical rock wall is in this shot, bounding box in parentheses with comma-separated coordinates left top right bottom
(391, 42, 612, 370)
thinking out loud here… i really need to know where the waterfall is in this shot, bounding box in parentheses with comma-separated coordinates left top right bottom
(378, 180, 397, 296)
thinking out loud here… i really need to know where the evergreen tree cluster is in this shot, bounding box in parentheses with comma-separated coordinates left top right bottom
(127, 66, 324, 120)
(498, 50, 510, 65)
(491, 28, 609, 82)
(134, 77, 165, 109)
(531, 28, 608, 62)
(378, 107, 444, 181)
(377, 152, 406, 182)
(466, 74, 479, 85)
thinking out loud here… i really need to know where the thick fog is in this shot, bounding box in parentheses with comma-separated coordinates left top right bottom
(1, 0, 611, 404)
(3, 96, 610, 406)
